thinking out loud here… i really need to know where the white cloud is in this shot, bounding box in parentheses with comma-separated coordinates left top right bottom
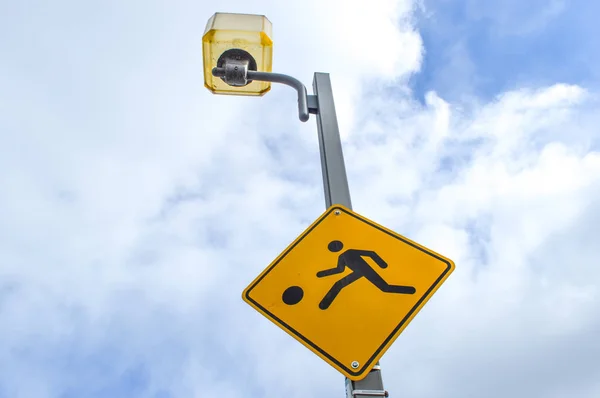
(1, 0, 599, 397)
(346, 82, 600, 397)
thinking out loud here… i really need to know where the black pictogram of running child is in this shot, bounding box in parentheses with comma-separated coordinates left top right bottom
(316, 240, 416, 310)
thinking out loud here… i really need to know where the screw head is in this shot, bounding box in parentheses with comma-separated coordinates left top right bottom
(351, 361, 359, 369)
(334, 210, 341, 215)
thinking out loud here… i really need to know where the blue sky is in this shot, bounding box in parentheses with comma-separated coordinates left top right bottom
(1, 1, 600, 397)
(412, 0, 600, 102)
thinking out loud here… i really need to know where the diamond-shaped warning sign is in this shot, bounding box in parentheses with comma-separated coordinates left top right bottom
(242, 205, 455, 380)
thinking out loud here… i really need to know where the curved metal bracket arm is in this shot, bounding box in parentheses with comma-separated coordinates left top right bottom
(212, 67, 311, 122)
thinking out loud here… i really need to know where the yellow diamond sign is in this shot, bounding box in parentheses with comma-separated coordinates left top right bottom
(242, 205, 455, 380)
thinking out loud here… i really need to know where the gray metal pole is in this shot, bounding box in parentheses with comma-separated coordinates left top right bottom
(313, 72, 389, 398)
(313, 73, 352, 209)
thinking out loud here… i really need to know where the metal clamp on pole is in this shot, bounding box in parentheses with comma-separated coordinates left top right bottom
(351, 390, 389, 397)
(345, 372, 390, 398)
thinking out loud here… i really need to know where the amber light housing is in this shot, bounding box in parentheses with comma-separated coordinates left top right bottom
(202, 12, 273, 96)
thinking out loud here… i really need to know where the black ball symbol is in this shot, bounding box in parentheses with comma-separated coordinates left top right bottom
(282, 286, 304, 305)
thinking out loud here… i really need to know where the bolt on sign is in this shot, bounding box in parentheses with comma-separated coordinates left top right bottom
(242, 205, 455, 380)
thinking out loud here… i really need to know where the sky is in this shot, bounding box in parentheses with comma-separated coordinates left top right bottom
(0, 0, 599, 397)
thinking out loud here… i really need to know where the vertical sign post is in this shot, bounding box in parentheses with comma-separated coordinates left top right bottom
(312, 72, 388, 398)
